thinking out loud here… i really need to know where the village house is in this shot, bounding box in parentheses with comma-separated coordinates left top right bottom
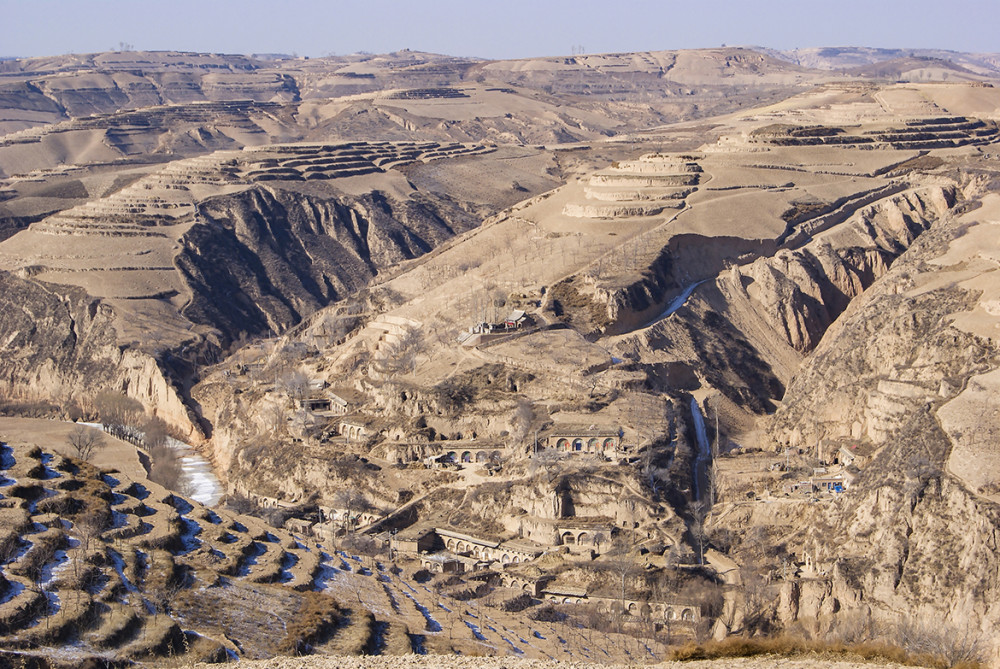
(459, 310, 531, 345)
(339, 416, 377, 441)
(389, 527, 438, 555)
(834, 442, 876, 468)
(503, 309, 528, 329)
(545, 424, 622, 456)
(418, 553, 481, 574)
(783, 469, 856, 495)
(295, 396, 332, 412)
(390, 526, 544, 568)
(327, 388, 366, 415)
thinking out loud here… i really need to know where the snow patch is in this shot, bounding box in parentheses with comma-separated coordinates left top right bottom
(465, 621, 486, 640)
(657, 280, 707, 321)
(166, 437, 222, 506)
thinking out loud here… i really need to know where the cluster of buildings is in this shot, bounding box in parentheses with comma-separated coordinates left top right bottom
(781, 441, 875, 496)
(386, 526, 700, 623)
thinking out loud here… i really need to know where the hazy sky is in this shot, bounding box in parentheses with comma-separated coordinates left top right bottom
(2, 0, 996, 60)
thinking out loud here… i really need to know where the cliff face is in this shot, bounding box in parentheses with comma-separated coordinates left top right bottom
(605, 185, 957, 417)
(0, 271, 195, 433)
(179, 185, 474, 344)
(738, 186, 956, 354)
(768, 412, 1000, 643)
(754, 184, 1000, 642)
(0, 172, 482, 439)
(766, 209, 988, 450)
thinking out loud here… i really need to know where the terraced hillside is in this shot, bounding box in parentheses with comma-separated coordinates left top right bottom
(1, 139, 491, 326)
(0, 140, 542, 435)
(188, 78, 1000, 665)
(0, 435, 668, 666)
(0, 46, 836, 429)
(3, 46, 1000, 668)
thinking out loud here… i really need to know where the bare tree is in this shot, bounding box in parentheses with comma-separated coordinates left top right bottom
(148, 444, 183, 491)
(690, 500, 710, 565)
(74, 509, 107, 552)
(94, 391, 143, 430)
(373, 328, 423, 376)
(605, 534, 639, 633)
(651, 571, 675, 644)
(510, 399, 533, 451)
(67, 425, 105, 461)
(528, 447, 563, 476)
(663, 543, 682, 590)
(281, 369, 311, 400)
(333, 489, 373, 533)
(739, 560, 774, 635)
(142, 417, 169, 451)
(263, 399, 286, 436)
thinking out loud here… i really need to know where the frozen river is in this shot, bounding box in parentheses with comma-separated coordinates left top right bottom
(690, 398, 711, 504)
(73, 421, 223, 506)
(166, 437, 223, 506)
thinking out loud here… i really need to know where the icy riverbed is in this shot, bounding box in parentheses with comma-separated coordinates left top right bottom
(690, 398, 711, 503)
(166, 437, 223, 506)
(70, 421, 223, 506)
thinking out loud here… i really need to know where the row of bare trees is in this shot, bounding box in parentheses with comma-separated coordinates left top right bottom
(64, 392, 186, 492)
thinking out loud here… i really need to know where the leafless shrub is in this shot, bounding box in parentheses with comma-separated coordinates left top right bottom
(501, 593, 533, 612)
(0, 534, 25, 563)
(827, 609, 880, 644)
(277, 591, 343, 654)
(148, 444, 183, 491)
(894, 615, 988, 667)
(529, 605, 566, 622)
(67, 424, 105, 461)
(224, 493, 261, 517)
(143, 417, 169, 451)
(669, 628, 986, 669)
(262, 507, 290, 529)
(341, 533, 379, 557)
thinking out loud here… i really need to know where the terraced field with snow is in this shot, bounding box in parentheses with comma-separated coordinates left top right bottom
(0, 437, 668, 665)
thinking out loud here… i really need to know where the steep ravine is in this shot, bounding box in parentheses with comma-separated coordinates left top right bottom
(609, 185, 957, 415)
(0, 184, 482, 443)
(0, 271, 198, 434)
(757, 190, 1000, 644)
(766, 207, 986, 450)
(180, 185, 477, 345)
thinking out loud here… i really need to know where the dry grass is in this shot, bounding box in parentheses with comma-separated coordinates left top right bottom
(669, 635, 985, 669)
(171, 581, 299, 659)
(277, 591, 344, 655)
(381, 621, 413, 655)
(327, 608, 375, 656)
